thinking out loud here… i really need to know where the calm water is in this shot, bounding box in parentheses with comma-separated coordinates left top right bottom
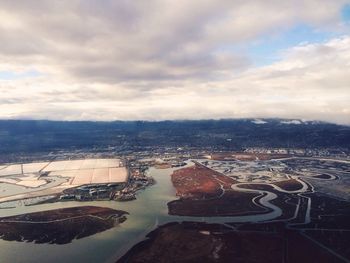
(0, 164, 280, 263)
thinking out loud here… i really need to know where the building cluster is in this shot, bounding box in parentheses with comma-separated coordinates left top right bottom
(59, 182, 125, 201)
(245, 147, 349, 158)
(59, 160, 155, 202)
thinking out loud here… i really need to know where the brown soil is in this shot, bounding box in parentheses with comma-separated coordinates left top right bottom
(154, 163, 172, 169)
(169, 164, 265, 216)
(171, 163, 236, 199)
(0, 206, 127, 244)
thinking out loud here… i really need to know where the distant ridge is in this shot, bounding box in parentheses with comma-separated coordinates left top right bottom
(0, 119, 349, 154)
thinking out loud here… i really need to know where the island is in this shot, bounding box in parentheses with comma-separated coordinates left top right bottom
(0, 206, 128, 244)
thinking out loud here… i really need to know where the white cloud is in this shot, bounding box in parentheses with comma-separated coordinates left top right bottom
(0, 1, 349, 124)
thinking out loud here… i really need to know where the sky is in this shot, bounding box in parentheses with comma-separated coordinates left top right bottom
(0, 0, 350, 124)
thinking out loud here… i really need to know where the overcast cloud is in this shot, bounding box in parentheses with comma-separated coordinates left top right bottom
(0, 0, 349, 124)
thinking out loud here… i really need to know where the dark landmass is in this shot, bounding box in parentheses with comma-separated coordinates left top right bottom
(237, 179, 305, 193)
(297, 193, 350, 230)
(168, 191, 268, 217)
(305, 230, 350, 260)
(0, 206, 128, 244)
(272, 179, 304, 191)
(0, 118, 349, 155)
(235, 183, 301, 220)
(156, 157, 350, 262)
(281, 158, 350, 173)
(0, 119, 349, 262)
(313, 174, 332, 179)
(117, 221, 346, 263)
(235, 222, 349, 263)
(122, 190, 350, 262)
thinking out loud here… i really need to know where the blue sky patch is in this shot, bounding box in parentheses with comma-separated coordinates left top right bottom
(0, 70, 42, 80)
(247, 24, 339, 66)
(342, 4, 350, 22)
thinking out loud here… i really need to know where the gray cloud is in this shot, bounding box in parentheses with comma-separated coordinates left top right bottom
(1, 0, 348, 81)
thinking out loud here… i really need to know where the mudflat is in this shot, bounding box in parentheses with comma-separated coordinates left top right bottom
(0, 206, 128, 244)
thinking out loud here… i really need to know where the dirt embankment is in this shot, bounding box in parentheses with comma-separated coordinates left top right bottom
(154, 163, 172, 169)
(0, 206, 128, 244)
(210, 152, 290, 161)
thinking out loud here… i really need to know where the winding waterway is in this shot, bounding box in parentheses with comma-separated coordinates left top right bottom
(0, 164, 284, 263)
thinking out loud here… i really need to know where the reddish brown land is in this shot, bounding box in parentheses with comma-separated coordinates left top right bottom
(118, 222, 346, 263)
(0, 206, 127, 244)
(168, 164, 266, 216)
(171, 164, 234, 199)
(171, 164, 226, 199)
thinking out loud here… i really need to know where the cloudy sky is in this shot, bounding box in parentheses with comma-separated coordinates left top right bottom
(0, 0, 350, 124)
